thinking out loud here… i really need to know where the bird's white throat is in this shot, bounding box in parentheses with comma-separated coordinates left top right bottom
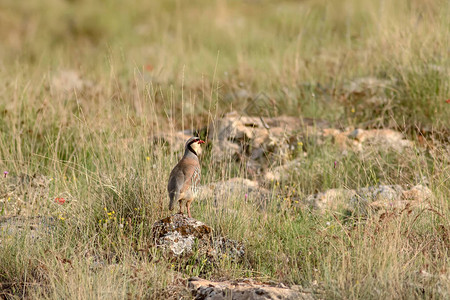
(190, 142, 202, 156)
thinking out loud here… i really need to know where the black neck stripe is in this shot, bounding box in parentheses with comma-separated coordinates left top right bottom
(187, 144, 197, 156)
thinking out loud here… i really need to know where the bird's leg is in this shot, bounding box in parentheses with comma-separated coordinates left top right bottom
(186, 202, 192, 218)
(178, 200, 183, 215)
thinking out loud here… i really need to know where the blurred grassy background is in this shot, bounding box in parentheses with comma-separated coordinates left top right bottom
(0, 0, 449, 299)
(1, 0, 449, 129)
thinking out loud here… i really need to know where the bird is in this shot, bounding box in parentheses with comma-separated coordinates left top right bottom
(167, 137, 205, 218)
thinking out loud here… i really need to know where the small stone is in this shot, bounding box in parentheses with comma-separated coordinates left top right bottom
(51, 70, 91, 94)
(402, 185, 432, 201)
(264, 159, 302, 182)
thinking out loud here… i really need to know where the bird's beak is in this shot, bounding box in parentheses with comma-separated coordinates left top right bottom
(198, 139, 205, 144)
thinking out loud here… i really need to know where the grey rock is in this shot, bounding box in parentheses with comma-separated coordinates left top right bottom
(264, 159, 302, 182)
(197, 178, 270, 208)
(304, 185, 432, 214)
(347, 129, 412, 151)
(207, 112, 324, 166)
(304, 188, 357, 212)
(322, 128, 413, 152)
(350, 185, 404, 214)
(343, 77, 393, 97)
(152, 213, 212, 257)
(188, 277, 314, 300)
(152, 214, 245, 260)
(0, 216, 55, 242)
(51, 70, 93, 94)
(211, 236, 245, 260)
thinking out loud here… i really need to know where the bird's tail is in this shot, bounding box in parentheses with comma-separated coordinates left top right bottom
(168, 191, 178, 211)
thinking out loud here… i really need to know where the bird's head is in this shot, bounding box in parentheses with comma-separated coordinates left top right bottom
(185, 137, 205, 156)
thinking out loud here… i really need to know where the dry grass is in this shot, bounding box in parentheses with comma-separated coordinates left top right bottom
(0, 0, 449, 299)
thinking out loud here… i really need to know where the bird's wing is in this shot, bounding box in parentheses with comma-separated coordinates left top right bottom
(180, 163, 196, 193)
(168, 166, 185, 195)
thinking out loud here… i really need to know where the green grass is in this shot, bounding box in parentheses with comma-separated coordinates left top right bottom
(0, 0, 449, 299)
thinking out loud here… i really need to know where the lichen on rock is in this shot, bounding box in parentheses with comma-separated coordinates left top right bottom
(151, 213, 245, 261)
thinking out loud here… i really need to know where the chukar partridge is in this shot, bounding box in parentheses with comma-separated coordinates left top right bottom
(168, 137, 205, 217)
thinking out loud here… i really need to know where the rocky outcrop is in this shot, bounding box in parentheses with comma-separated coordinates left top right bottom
(323, 128, 413, 152)
(205, 112, 414, 183)
(259, 126, 413, 182)
(188, 277, 314, 300)
(304, 185, 432, 214)
(152, 214, 244, 260)
(197, 178, 270, 208)
(207, 112, 413, 163)
(153, 112, 416, 183)
(207, 112, 327, 169)
(152, 213, 212, 257)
